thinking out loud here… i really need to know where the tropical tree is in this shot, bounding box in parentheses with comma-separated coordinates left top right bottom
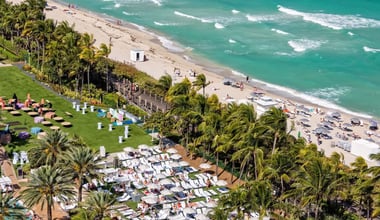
(79, 33, 96, 91)
(260, 107, 287, 155)
(29, 130, 70, 167)
(79, 191, 116, 220)
(0, 192, 25, 220)
(20, 165, 76, 220)
(60, 146, 103, 202)
(192, 73, 210, 96)
(96, 42, 112, 92)
(158, 73, 172, 96)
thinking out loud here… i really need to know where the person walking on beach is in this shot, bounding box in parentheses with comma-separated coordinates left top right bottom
(246, 76, 249, 82)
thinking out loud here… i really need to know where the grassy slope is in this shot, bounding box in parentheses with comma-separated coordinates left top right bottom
(0, 66, 152, 153)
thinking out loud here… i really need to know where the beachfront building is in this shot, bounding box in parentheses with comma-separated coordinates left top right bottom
(130, 49, 145, 62)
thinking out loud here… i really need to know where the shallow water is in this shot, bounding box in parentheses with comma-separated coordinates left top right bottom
(62, 0, 380, 118)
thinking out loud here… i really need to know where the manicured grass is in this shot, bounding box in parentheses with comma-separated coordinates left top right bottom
(0, 66, 152, 153)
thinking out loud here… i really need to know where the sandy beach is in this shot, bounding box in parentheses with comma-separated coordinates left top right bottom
(7, 0, 380, 168)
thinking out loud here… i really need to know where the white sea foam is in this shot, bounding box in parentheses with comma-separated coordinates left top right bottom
(228, 39, 236, 44)
(150, 0, 162, 6)
(274, 51, 294, 56)
(174, 11, 212, 23)
(214, 23, 225, 29)
(154, 21, 177, 26)
(114, 3, 121, 8)
(271, 28, 289, 35)
(347, 31, 354, 36)
(246, 14, 279, 23)
(278, 5, 380, 30)
(122, 11, 133, 16)
(306, 87, 350, 104)
(232, 69, 372, 118)
(363, 46, 380, 53)
(232, 9, 240, 14)
(157, 36, 185, 53)
(101, 7, 112, 10)
(288, 39, 326, 52)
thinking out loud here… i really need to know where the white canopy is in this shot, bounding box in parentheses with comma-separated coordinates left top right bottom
(351, 139, 380, 162)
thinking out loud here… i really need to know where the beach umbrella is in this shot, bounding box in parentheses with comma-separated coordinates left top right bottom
(170, 161, 180, 167)
(216, 180, 227, 186)
(199, 163, 211, 170)
(138, 144, 149, 150)
(206, 202, 217, 208)
(183, 207, 196, 215)
(170, 154, 182, 160)
(169, 215, 186, 220)
(147, 156, 158, 163)
(351, 118, 360, 125)
(170, 186, 184, 192)
(147, 183, 160, 189)
(123, 147, 135, 152)
(166, 148, 178, 154)
(155, 173, 166, 179)
(160, 178, 173, 185)
(179, 161, 189, 167)
(331, 112, 341, 118)
(299, 118, 309, 122)
(342, 123, 352, 128)
(195, 213, 210, 220)
(142, 196, 158, 205)
(140, 150, 151, 157)
(139, 164, 150, 171)
(152, 145, 161, 150)
(160, 189, 173, 196)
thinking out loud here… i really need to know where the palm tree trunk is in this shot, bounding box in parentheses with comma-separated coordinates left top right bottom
(78, 177, 83, 202)
(215, 152, 219, 175)
(87, 64, 90, 91)
(47, 202, 53, 220)
(271, 133, 278, 155)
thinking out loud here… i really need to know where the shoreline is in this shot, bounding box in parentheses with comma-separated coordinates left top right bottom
(50, 0, 377, 120)
(7, 0, 380, 166)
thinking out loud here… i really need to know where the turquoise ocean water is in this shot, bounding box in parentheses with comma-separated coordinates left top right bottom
(61, 0, 380, 118)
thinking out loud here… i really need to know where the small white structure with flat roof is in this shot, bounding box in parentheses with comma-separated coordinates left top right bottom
(130, 49, 145, 62)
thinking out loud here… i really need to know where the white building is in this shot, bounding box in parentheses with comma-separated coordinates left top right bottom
(130, 49, 145, 62)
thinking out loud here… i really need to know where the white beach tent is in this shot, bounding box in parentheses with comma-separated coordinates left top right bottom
(350, 139, 380, 163)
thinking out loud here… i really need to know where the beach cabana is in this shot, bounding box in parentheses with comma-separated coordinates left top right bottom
(130, 49, 145, 62)
(369, 120, 378, 130)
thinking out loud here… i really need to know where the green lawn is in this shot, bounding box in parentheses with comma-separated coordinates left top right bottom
(0, 66, 152, 153)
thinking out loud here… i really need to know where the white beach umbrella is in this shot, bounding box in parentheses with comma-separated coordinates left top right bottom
(147, 183, 160, 189)
(139, 164, 150, 171)
(153, 145, 161, 150)
(170, 186, 184, 193)
(160, 178, 173, 185)
(179, 161, 189, 167)
(169, 215, 186, 220)
(199, 163, 211, 170)
(170, 161, 181, 167)
(123, 147, 135, 152)
(183, 207, 196, 215)
(140, 150, 151, 157)
(216, 180, 227, 186)
(160, 189, 173, 196)
(138, 144, 149, 150)
(147, 156, 158, 163)
(166, 148, 178, 154)
(142, 195, 158, 205)
(195, 213, 210, 220)
(155, 173, 167, 179)
(170, 154, 182, 160)
(206, 202, 217, 208)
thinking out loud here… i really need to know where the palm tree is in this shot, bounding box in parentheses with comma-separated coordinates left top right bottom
(158, 73, 173, 96)
(79, 33, 96, 91)
(260, 107, 287, 155)
(0, 192, 25, 220)
(29, 130, 70, 167)
(80, 191, 116, 220)
(96, 42, 112, 92)
(192, 73, 210, 96)
(60, 146, 103, 202)
(20, 165, 76, 220)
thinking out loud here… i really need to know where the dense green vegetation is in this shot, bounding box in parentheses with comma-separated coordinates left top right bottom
(0, 66, 152, 153)
(1, 0, 379, 219)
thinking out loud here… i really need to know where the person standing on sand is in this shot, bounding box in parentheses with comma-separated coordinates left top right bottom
(246, 76, 249, 82)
